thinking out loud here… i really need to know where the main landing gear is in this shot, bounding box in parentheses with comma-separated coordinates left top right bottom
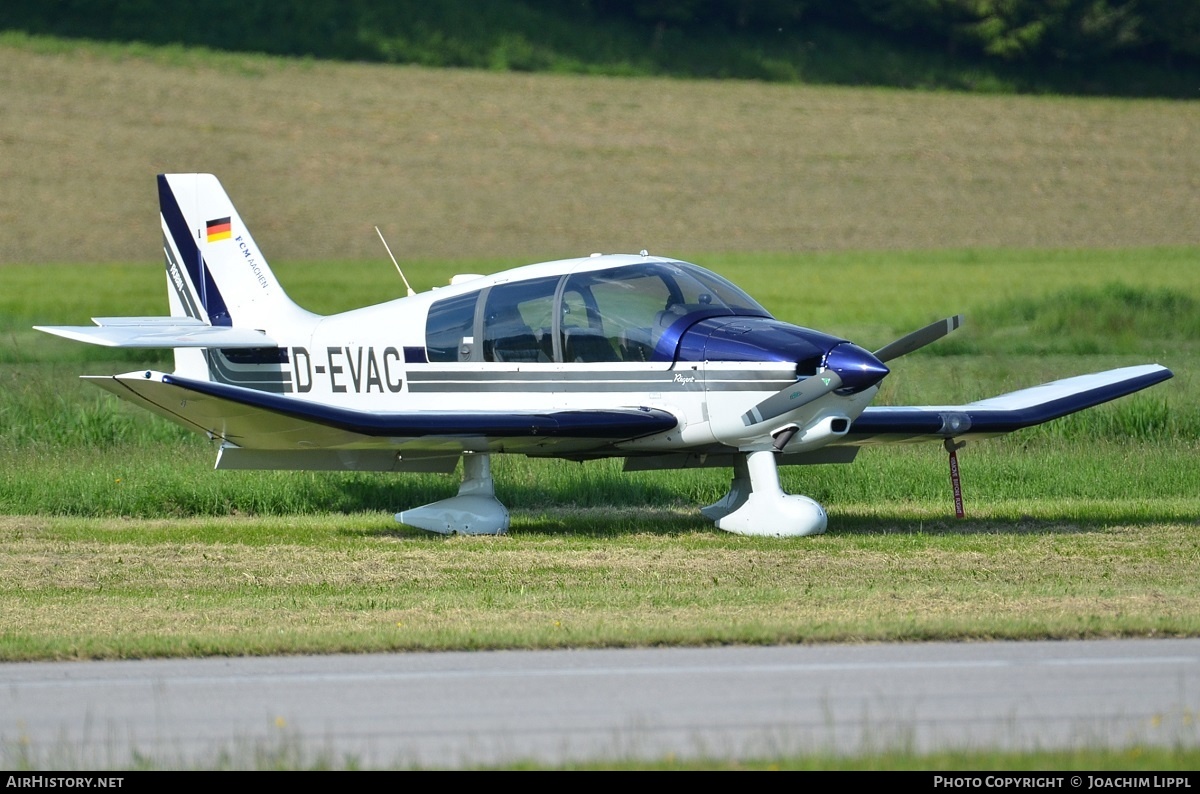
(397, 449, 826, 538)
(396, 453, 510, 535)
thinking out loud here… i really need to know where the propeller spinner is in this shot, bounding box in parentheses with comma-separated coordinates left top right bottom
(740, 342, 886, 427)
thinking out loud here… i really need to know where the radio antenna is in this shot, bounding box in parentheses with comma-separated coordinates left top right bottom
(375, 226, 415, 297)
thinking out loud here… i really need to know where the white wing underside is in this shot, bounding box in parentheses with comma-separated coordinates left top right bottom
(83, 370, 682, 472)
(846, 364, 1172, 444)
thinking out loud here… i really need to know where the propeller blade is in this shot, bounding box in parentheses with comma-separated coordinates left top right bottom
(873, 314, 963, 363)
(741, 370, 843, 427)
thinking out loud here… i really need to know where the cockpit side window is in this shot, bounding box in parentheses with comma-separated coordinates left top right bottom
(569, 270, 673, 362)
(425, 290, 479, 362)
(482, 277, 559, 363)
(559, 284, 620, 363)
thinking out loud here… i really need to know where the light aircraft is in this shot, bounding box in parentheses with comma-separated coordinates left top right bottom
(36, 174, 1173, 537)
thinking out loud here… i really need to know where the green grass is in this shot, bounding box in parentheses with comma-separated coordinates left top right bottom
(5, 735, 1197, 772)
(4, 738, 1198, 772)
(2, 498, 1198, 660)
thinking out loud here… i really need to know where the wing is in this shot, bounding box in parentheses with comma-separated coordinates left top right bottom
(844, 364, 1173, 444)
(34, 317, 275, 348)
(85, 371, 678, 470)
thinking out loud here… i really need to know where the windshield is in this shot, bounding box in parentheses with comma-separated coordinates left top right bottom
(560, 261, 771, 362)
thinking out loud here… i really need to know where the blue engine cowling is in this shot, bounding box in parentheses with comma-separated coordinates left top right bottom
(672, 317, 888, 394)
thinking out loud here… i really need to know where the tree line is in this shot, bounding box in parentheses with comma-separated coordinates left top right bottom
(3, 1, 1196, 77)
(587, 1, 1198, 64)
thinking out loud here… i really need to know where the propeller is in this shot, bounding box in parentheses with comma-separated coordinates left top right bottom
(872, 314, 963, 363)
(740, 370, 844, 427)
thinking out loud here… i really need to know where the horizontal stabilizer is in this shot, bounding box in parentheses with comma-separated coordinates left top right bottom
(847, 364, 1173, 443)
(35, 317, 275, 348)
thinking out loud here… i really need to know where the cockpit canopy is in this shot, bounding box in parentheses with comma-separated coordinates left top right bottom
(425, 260, 772, 363)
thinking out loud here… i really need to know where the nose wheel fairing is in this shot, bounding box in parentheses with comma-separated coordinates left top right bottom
(701, 450, 828, 537)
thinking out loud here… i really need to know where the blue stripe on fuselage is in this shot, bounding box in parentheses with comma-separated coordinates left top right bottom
(161, 373, 678, 439)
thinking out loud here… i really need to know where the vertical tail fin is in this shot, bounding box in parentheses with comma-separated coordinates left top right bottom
(158, 173, 311, 327)
(158, 173, 315, 387)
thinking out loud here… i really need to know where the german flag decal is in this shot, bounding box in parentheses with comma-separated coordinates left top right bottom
(206, 217, 232, 243)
